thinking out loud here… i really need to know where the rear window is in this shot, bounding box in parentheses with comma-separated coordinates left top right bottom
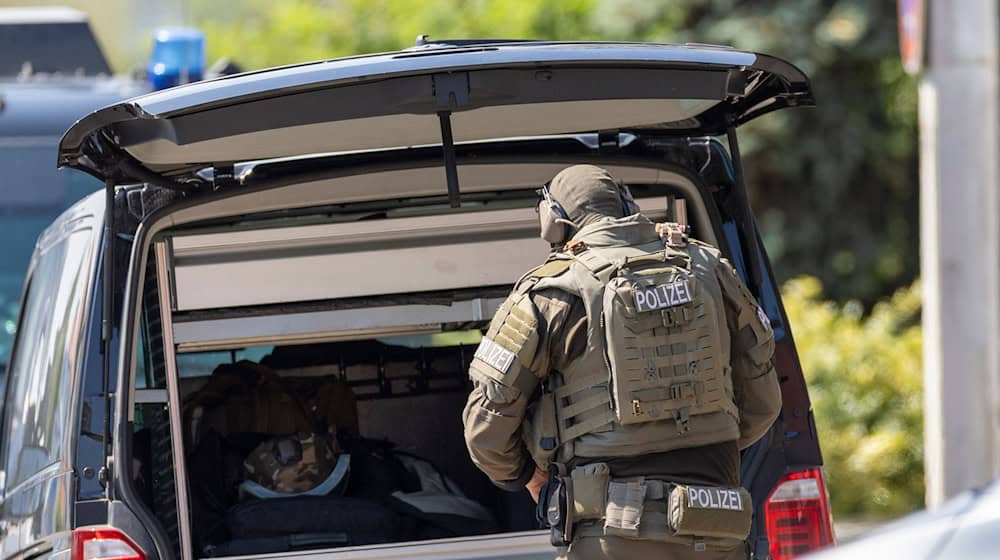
(0, 227, 92, 488)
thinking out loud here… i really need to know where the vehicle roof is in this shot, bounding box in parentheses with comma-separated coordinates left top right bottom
(0, 78, 145, 137)
(0, 6, 110, 77)
(33, 188, 104, 255)
(58, 41, 813, 182)
(0, 6, 88, 24)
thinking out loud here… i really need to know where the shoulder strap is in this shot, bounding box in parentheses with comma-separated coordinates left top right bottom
(573, 244, 690, 283)
(514, 255, 574, 288)
(572, 250, 616, 281)
(532, 258, 574, 278)
(620, 251, 690, 270)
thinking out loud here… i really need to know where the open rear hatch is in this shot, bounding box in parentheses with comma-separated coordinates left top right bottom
(57, 41, 812, 190)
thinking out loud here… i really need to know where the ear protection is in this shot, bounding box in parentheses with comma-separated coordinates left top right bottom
(538, 183, 574, 245)
(537, 180, 641, 245)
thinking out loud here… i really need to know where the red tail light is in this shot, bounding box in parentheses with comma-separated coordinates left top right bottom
(765, 468, 836, 560)
(72, 528, 146, 560)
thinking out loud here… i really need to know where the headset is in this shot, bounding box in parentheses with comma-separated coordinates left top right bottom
(537, 180, 641, 245)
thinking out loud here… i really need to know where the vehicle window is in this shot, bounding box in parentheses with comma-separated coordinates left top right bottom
(176, 347, 273, 378)
(0, 140, 102, 365)
(0, 228, 92, 488)
(135, 312, 155, 390)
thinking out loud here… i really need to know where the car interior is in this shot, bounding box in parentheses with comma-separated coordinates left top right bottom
(125, 161, 724, 557)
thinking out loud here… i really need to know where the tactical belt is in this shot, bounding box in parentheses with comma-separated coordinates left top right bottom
(541, 462, 752, 551)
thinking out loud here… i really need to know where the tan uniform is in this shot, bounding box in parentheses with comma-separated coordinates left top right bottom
(462, 215, 780, 559)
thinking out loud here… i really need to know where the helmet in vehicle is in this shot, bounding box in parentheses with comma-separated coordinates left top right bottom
(241, 432, 350, 498)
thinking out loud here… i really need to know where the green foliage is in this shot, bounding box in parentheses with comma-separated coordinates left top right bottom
(193, 0, 918, 305)
(782, 276, 923, 518)
(193, 0, 603, 69)
(684, 1, 920, 306)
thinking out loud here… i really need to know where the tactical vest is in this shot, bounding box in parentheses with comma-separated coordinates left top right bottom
(524, 230, 741, 467)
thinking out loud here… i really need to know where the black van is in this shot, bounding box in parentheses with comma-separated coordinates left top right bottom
(0, 41, 833, 560)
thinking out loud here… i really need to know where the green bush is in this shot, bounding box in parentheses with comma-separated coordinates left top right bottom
(781, 276, 923, 518)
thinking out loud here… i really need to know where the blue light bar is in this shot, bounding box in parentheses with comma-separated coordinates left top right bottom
(147, 27, 205, 91)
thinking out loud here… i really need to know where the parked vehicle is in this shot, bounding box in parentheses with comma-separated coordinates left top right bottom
(0, 40, 834, 560)
(0, 6, 146, 370)
(0, 7, 229, 376)
(803, 481, 1000, 559)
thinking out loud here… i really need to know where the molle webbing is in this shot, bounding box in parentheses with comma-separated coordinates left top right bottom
(468, 281, 540, 396)
(550, 241, 737, 452)
(554, 253, 617, 443)
(606, 258, 733, 430)
(561, 407, 617, 443)
(553, 369, 614, 442)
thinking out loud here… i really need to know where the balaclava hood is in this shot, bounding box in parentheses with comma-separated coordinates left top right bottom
(548, 164, 626, 229)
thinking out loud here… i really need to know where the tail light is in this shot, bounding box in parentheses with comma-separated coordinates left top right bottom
(765, 468, 836, 559)
(72, 528, 146, 560)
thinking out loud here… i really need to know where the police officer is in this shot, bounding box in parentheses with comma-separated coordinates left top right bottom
(462, 164, 781, 559)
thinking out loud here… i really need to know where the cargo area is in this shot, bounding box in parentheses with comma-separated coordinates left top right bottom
(131, 328, 541, 557)
(123, 168, 709, 559)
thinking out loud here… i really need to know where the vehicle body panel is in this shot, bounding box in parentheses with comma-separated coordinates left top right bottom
(0, 192, 105, 560)
(803, 481, 1000, 559)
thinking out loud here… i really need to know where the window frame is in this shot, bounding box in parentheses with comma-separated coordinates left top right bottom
(0, 217, 98, 501)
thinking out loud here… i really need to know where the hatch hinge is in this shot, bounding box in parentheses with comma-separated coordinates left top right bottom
(433, 72, 470, 208)
(725, 69, 751, 100)
(212, 164, 237, 191)
(90, 130, 199, 195)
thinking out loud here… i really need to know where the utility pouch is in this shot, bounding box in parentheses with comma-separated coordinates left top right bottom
(570, 463, 609, 520)
(667, 484, 753, 541)
(539, 464, 573, 547)
(525, 387, 559, 470)
(604, 479, 646, 538)
(539, 389, 558, 450)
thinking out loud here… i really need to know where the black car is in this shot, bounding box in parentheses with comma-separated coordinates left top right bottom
(1, 40, 833, 560)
